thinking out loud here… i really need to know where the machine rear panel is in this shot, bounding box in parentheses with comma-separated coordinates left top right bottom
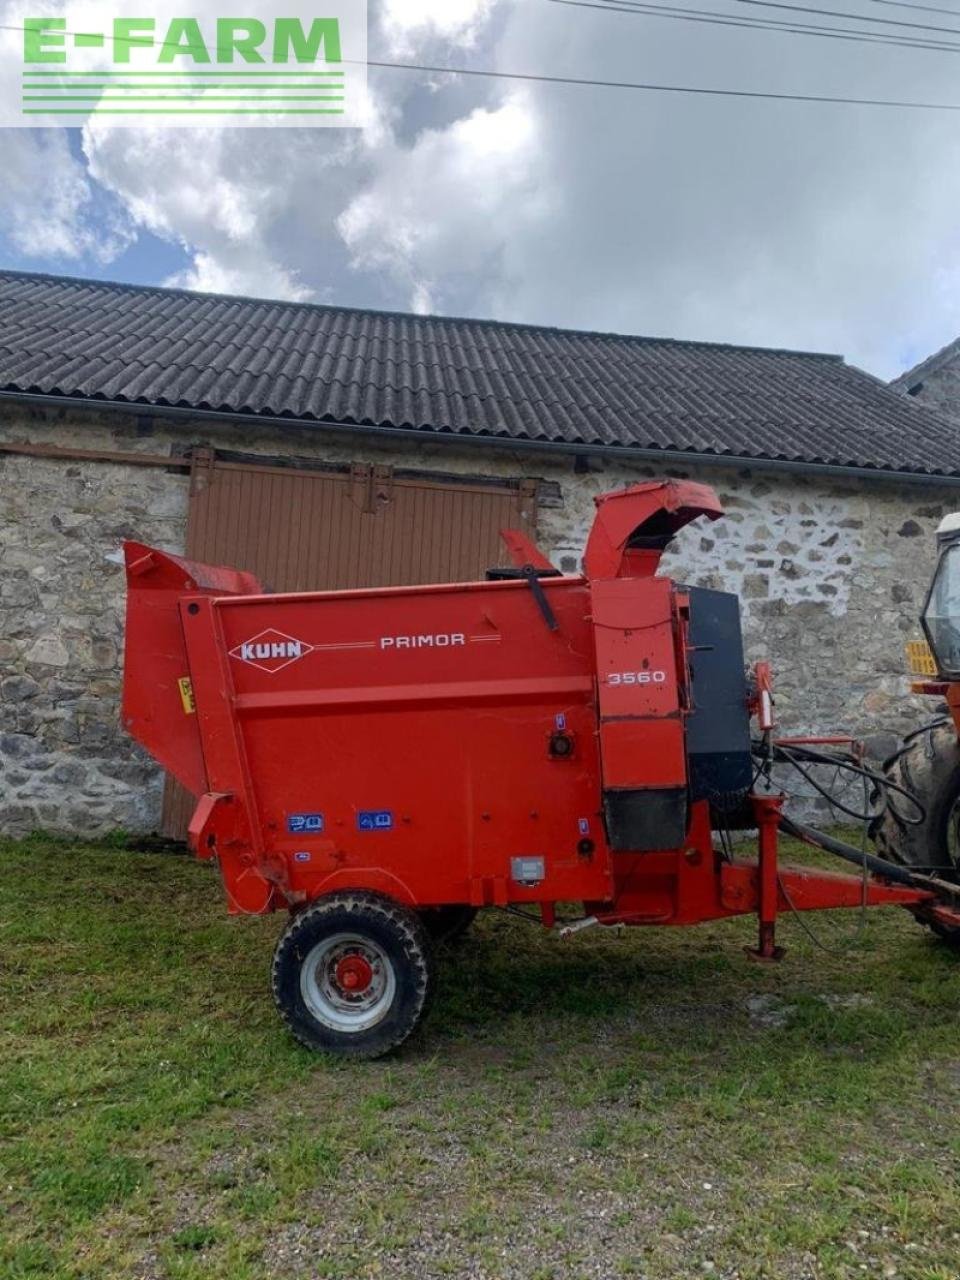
(684, 586, 753, 803)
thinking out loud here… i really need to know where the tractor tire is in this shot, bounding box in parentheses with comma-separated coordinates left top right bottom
(418, 905, 478, 945)
(272, 892, 434, 1058)
(871, 719, 960, 946)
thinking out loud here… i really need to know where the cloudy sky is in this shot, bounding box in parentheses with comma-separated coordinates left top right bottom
(1, 0, 960, 377)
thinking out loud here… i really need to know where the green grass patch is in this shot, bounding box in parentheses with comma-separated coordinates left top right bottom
(1, 830, 959, 1278)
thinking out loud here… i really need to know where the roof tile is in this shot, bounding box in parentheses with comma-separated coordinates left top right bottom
(1, 269, 958, 476)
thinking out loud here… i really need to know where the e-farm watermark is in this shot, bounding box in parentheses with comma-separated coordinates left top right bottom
(0, 1, 366, 125)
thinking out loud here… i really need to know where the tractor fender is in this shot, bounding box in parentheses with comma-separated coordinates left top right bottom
(305, 867, 418, 908)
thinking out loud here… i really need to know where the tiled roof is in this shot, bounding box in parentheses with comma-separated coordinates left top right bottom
(1, 269, 958, 477)
(891, 337, 960, 398)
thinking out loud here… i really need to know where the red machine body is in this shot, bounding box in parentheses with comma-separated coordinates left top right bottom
(122, 480, 954, 949)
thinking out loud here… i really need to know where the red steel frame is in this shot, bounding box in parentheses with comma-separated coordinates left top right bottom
(122, 479, 955, 953)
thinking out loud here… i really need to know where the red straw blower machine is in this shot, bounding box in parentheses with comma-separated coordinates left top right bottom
(122, 480, 960, 1057)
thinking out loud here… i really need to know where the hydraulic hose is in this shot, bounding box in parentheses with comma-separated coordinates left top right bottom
(754, 739, 926, 825)
(779, 815, 923, 889)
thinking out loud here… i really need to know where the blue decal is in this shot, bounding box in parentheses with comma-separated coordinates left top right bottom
(358, 809, 394, 832)
(288, 812, 324, 835)
(555, 713, 567, 730)
(578, 817, 590, 835)
(294, 850, 311, 863)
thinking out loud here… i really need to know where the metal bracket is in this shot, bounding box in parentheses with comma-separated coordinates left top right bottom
(349, 463, 370, 511)
(486, 561, 560, 630)
(521, 564, 559, 631)
(371, 464, 393, 510)
(518, 477, 540, 525)
(349, 462, 394, 513)
(189, 446, 216, 498)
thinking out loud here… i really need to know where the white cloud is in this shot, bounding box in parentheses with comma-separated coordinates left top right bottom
(82, 122, 349, 300)
(77, 58, 394, 303)
(163, 250, 313, 300)
(379, 0, 497, 53)
(0, 130, 132, 261)
(343, 1, 960, 376)
(337, 93, 549, 313)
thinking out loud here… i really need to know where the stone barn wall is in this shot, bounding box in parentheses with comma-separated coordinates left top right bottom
(1, 401, 954, 836)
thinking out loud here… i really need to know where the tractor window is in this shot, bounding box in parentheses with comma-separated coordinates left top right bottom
(923, 543, 960, 675)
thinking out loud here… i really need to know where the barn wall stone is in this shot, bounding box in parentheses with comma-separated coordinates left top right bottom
(1, 402, 954, 836)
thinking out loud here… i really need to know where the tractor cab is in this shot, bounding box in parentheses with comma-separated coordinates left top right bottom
(921, 514, 960, 678)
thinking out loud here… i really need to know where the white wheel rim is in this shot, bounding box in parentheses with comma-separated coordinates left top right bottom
(299, 932, 397, 1033)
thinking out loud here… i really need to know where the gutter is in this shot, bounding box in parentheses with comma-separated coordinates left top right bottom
(1, 387, 959, 489)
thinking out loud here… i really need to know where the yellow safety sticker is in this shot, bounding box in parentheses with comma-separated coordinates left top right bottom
(905, 640, 937, 677)
(178, 676, 196, 715)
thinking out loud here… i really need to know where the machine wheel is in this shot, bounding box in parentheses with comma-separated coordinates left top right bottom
(272, 892, 434, 1058)
(418, 905, 478, 945)
(871, 719, 960, 946)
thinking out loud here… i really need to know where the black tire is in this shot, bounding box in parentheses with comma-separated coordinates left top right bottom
(272, 892, 434, 1058)
(871, 719, 960, 946)
(419, 905, 478, 945)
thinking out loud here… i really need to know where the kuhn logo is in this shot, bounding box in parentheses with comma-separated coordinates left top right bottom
(229, 628, 314, 674)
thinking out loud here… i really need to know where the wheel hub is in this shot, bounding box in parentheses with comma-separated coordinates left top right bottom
(299, 932, 397, 1033)
(334, 953, 373, 993)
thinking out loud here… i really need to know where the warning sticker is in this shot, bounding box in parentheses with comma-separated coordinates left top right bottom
(178, 676, 195, 715)
(357, 810, 394, 832)
(287, 813, 324, 835)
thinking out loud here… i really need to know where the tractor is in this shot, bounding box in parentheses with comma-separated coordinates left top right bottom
(871, 510, 960, 936)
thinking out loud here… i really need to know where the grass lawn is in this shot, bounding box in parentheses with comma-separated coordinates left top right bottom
(1, 832, 959, 1280)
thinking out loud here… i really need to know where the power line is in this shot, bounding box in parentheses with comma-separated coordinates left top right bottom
(593, 0, 960, 19)
(556, 0, 960, 54)
(701, 0, 960, 34)
(867, 0, 960, 16)
(365, 53, 960, 110)
(6, 22, 960, 113)
(599, 0, 960, 33)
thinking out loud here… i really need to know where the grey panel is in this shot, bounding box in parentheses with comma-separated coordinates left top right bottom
(684, 587, 753, 803)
